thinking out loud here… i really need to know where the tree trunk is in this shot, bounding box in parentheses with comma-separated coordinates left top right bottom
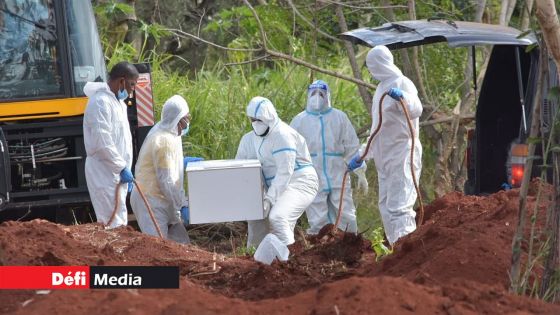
(499, 0, 516, 26)
(310, 0, 318, 82)
(511, 41, 545, 294)
(335, 5, 372, 112)
(541, 149, 560, 300)
(505, 0, 517, 25)
(433, 0, 490, 196)
(554, 153, 560, 302)
(475, 0, 487, 22)
(535, 0, 560, 77)
(407, 0, 430, 104)
(450, 0, 488, 191)
(535, 1, 560, 299)
(499, 0, 508, 25)
(521, 0, 535, 30)
(381, 0, 416, 92)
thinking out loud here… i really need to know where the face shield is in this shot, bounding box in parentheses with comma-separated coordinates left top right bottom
(306, 80, 330, 112)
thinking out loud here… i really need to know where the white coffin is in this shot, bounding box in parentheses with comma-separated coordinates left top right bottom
(185, 159, 264, 224)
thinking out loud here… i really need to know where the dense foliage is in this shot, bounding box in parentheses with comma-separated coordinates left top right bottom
(92, 0, 528, 234)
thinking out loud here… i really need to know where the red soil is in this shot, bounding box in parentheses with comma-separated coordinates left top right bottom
(0, 180, 558, 314)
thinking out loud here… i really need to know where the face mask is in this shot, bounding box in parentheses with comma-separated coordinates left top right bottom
(308, 94, 325, 112)
(181, 123, 190, 136)
(252, 121, 269, 137)
(117, 85, 128, 100)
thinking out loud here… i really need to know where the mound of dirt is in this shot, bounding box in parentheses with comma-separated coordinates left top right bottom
(4, 276, 559, 315)
(0, 219, 373, 309)
(0, 220, 215, 267)
(309, 223, 369, 264)
(368, 179, 554, 291)
(1, 180, 559, 314)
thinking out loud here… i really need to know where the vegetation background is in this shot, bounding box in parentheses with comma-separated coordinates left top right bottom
(92, 0, 538, 238)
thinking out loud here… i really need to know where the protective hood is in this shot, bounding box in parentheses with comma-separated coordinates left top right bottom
(246, 96, 279, 128)
(158, 95, 190, 134)
(306, 80, 331, 113)
(365, 45, 402, 81)
(83, 82, 112, 97)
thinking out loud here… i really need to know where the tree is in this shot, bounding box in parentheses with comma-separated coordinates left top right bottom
(535, 0, 560, 301)
(536, 0, 560, 76)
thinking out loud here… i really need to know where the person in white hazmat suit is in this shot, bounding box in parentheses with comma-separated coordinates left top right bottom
(348, 45, 423, 245)
(130, 95, 192, 243)
(244, 96, 319, 246)
(83, 61, 139, 228)
(290, 80, 368, 234)
(234, 131, 263, 247)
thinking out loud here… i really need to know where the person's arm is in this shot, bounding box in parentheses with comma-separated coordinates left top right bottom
(401, 86, 423, 119)
(387, 79, 423, 119)
(84, 97, 127, 174)
(340, 112, 361, 162)
(265, 137, 297, 204)
(153, 137, 185, 212)
(235, 134, 256, 160)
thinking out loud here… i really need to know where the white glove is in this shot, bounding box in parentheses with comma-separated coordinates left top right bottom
(353, 165, 369, 194)
(263, 199, 273, 217)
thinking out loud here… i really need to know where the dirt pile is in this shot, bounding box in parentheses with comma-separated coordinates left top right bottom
(309, 223, 369, 264)
(0, 219, 374, 310)
(3, 276, 558, 315)
(1, 181, 559, 314)
(366, 180, 554, 291)
(0, 220, 215, 267)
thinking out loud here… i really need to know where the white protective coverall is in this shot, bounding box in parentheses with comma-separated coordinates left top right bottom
(130, 95, 190, 243)
(245, 97, 319, 246)
(83, 82, 133, 228)
(290, 80, 365, 234)
(365, 45, 423, 245)
(236, 131, 257, 161)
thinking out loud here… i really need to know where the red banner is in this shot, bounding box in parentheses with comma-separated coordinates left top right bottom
(0, 266, 90, 289)
(0, 266, 179, 289)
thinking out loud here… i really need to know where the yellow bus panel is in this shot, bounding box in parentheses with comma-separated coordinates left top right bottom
(0, 98, 87, 122)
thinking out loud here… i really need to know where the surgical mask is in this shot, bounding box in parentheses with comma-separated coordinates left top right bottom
(117, 88, 128, 100)
(252, 121, 269, 137)
(308, 94, 325, 112)
(181, 123, 190, 136)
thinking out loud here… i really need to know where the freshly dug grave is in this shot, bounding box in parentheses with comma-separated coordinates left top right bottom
(1, 180, 559, 314)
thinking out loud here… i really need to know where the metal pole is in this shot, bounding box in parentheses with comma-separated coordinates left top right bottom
(515, 47, 528, 134)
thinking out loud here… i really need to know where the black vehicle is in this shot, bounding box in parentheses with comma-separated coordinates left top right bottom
(342, 20, 557, 195)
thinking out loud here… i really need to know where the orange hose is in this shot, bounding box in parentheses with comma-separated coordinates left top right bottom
(333, 92, 424, 233)
(105, 181, 164, 239)
(133, 179, 164, 239)
(105, 185, 121, 228)
(396, 97, 424, 226)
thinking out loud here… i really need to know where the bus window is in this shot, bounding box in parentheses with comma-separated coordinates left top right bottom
(66, 0, 106, 97)
(0, 0, 63, 101)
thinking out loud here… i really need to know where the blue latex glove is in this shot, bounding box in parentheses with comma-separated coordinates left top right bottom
(388, 87, 404, 100)
(127, 182, 133, 193)
(120, 167, 134, 183)
(347, 155, 364, 171)
(184, 156, 204, 169)
(180, 206, 189, 224)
